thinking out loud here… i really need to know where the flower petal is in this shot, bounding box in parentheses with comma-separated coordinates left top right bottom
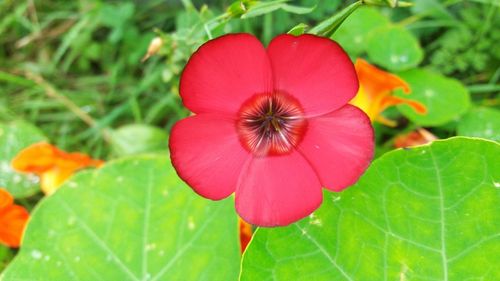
(267, 34, 358, 116)
(355, 58, 410, 95)
(298, 105, 374, 191)
(0, 188, 13, 211)
(11, 142, 58, 174)
(0, 189, 29, 248)
(235, 151, 322, 226)
(169, 114, 250, 200)
(394, 128, 437, 148)
(180, 33, 273, 115)
(0, 204, 29, 247)
(239, 218, 253, 253)
(40, 169, 75, 195)
(379, 95, 427, 115)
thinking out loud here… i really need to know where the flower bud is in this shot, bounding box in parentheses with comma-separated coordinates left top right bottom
(141, 37, 163, 62)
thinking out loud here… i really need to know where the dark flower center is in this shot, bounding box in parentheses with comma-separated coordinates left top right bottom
(237, 92, 307, 156)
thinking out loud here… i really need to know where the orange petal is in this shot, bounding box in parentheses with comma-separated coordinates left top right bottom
(375, 115, 398, 127)
(355, 59, 410, 97)
(61, 152, 104, 169)
(394, 128, 438, 148)
(349, 87, 373, 120)
(0, 189, 29, 248)
(40, 156, 103, 195)
(239, 218, 253, 253)
(40, 168, 76, 195)
(12, 143, 104, 195)
(379, 95, 427, 115)
(11, 142, 59, 174)
(0, 188, 13, 211)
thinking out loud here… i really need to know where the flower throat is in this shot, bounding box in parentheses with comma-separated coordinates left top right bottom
(237, 92, 307, 156)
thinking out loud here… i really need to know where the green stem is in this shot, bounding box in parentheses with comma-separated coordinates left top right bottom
(467, 84, 500, 94)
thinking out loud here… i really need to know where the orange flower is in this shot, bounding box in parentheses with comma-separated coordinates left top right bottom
(350, 59, 427, 126)
(11, 142, 104, 195)
(0, 188, 29, 248)
(394, 128, 437, 148)
(239, 218, 253, 253)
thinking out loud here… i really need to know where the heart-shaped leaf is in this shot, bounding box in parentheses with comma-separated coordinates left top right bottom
(396, 69, 470, 126)
(457, 107, 500, 142)
(1, 155, 240, 281)
(366, 26, 423, 71)
(241, 137, 499, 280)
(111, 124, 169, 156)
(0, 121, 46, 198)
(331, 7, 389, 56)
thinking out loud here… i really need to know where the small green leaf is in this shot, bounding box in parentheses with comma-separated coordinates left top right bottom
(241, 137, 500, 280)
(287, 23, 308, 35)
(280, 4, 315, 14)
(396, 69, 471, 126)
(0, 121, 47, 198)
(366, 26, 423, 71)
(1, 155, 240, 281)
(331, 7, 390, 56)
(238, 1, 313, 19)
(457, 107, 500, 142)
(240, 0, 287, 19)
(308, 1, 363, 37)
(111, 124, 168, 156)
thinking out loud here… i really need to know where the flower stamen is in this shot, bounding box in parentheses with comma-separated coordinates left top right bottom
(237, 92, 307, 156)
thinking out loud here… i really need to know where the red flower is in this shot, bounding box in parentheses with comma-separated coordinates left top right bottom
(170, 34, 374, 226)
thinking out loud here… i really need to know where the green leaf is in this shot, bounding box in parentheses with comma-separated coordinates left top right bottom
(396, 69, 471, 126)
(0, 245, 13, 272)
(240, 0, 288, 19)
(280, 4, 315, 14)
(111, 124, 169, 156)
(241, 137, 500, 281)
(308, 1, 363, 38)
(238, 1, 313, 19)
(287, 23, 308, 35)
(411, 0, 455, 21)
(0, 121, 47, 198)
(1, 155, 240, 281)
(366, 25, 423, 71)
(457, 107, 500, 142)
(331, 7, 390, 56)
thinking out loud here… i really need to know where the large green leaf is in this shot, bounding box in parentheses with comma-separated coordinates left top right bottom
(0, 121, 47, 198)
(396, 69, 470, 126)
(366, 26, 423, 71)
(1, 155, 240, 281)
(111, 124, 169, 156)
(457, 107, 500, 142)
(0, 245, 13, 272)
(331, 7, 389, 56)
(241, 137, 500, 281)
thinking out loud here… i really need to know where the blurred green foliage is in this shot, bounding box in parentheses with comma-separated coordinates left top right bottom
(1, 0, 496, 159)
(426, 2, 500, 79)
